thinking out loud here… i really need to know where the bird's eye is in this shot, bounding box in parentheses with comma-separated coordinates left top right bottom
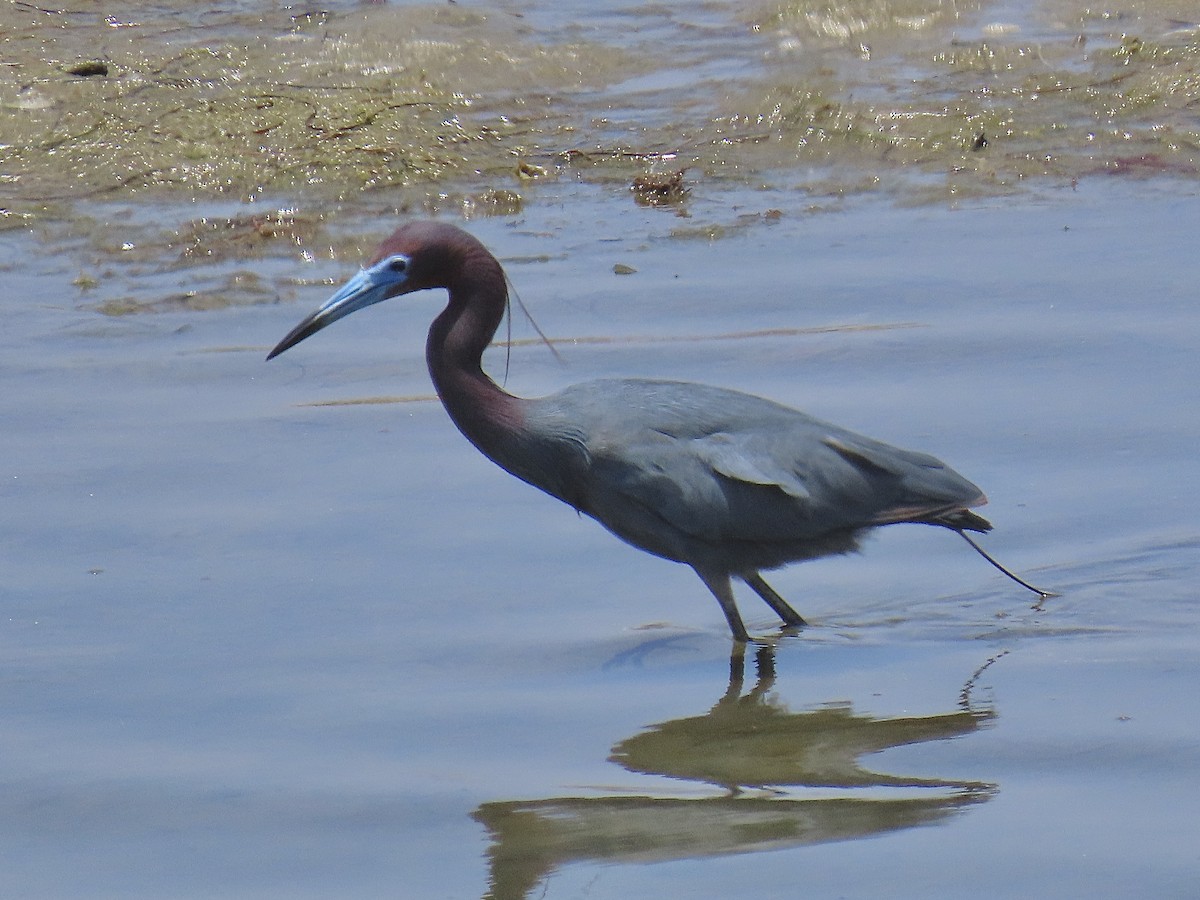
(386, 256, 408, 273)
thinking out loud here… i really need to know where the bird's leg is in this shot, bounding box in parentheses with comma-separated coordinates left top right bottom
(693, 567, 751, 642)
(742, 573, 808, 627)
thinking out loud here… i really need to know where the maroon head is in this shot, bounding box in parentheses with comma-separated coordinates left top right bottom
(266, 220, 499, 360)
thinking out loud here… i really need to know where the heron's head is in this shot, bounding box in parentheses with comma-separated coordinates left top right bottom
(266, 220, 495, 360)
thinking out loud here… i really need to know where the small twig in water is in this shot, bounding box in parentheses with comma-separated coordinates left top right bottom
(957, 530, 1056, 599)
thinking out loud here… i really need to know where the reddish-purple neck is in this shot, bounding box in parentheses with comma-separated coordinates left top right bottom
(424, 255, 526, 457)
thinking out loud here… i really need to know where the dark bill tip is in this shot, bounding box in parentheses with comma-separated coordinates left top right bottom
(266, 312, 329, 361)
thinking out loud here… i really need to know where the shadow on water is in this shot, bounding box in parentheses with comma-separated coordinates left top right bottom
(473, 644, 998, 900)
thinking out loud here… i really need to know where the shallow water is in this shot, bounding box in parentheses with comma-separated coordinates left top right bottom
(3, 2, 1200, 898)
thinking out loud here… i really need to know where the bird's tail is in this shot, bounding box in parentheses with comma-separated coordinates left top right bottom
(938, 508, 992, 533)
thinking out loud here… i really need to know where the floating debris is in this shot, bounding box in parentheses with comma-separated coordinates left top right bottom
(632, 170, 688, 206)
(65, 61, 109, 78)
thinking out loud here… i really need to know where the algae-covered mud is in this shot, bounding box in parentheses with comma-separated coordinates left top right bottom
(2, 0, 1198, 220)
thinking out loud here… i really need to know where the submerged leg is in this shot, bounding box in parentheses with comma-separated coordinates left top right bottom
(693, 567, 750, 642)
(743, 572, 808, 627)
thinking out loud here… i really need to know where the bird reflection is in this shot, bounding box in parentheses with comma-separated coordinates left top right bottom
(473, 644, 997, 900)
(611, 644, 993, 792)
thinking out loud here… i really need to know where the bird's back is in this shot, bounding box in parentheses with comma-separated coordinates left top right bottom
(513, 379, 989, 574)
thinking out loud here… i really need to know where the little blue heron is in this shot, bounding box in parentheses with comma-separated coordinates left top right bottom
(268, 221, 1047, 641)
